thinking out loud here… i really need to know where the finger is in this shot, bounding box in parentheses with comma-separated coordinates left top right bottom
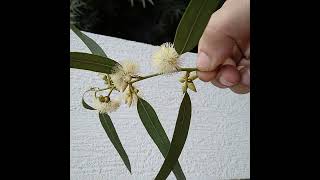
(237, 59, 250, 87)
(211, 79, 228, 89)
(238, 58, 250, 67)
(232, 43, 244, 64)
(197, 70, 218, 82)
(212, 65, 240, 88)
(223, 58, 236, 66)
(198, 58, 235, 83)
(245, 45, 250, 59)
(230, 83, 250, 94)
(210, 58, 237, 88)
(230, 66, 250, 94)
(197, 9, 236, 72)
(217, 65, 241, 87)
(240, 66, 250, 87)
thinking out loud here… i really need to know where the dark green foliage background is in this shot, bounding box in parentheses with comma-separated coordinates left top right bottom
(71, 0, 225, 52)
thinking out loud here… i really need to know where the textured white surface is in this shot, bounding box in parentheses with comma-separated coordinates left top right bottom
(70, 30, 250, 180)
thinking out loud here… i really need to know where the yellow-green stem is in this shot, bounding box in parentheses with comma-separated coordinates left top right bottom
(178, 67, 198, 72)
(130, 67, 199, 84)
(107, 87, 115, 96)
(94, 88, 108, 97)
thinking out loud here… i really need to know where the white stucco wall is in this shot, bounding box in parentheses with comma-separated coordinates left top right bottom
(70, 30, 250, 180)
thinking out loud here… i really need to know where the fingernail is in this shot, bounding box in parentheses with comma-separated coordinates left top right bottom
(219, 76, 234, 87)
(197, 52, 211, 71)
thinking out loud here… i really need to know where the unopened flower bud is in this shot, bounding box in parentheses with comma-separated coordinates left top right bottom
(132, 93, 138, 105)
(187, 82, 197, 92)
(127, 95, 133, 107)
(123, 85, 139, 107)
(178, 76, 185, 83)
(189, 74, 198, 81)
(182, 83, 187, 93)
(122, 82, 129, 92)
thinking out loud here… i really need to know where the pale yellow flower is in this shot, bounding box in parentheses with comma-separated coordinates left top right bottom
(121, 60, 139, 74)
(152, 42, 180, 73)
(110, 60, 139, 91)
(94, 96, 120, 113)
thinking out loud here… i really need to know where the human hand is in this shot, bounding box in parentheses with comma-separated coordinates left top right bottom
(197, 0, 250, 94)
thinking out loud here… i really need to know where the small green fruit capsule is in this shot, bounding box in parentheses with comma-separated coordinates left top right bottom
(104, 96, 110, 103)
(99, 96, 105, 102)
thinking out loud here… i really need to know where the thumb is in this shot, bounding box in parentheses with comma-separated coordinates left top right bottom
(196, 0, 250, 84)
(196, 8, 237, 81)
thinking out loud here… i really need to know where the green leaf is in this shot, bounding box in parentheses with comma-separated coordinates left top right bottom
(174, 0, 220, 54)
(81, 89, 96, 110)
(137, 98, 186, 180)
(70, 25, 107, 57)
(82, 97, 95, 110)
(155, 92, 192, 180)
(70, 52, 119, 74)
(99, 113, 132, 173)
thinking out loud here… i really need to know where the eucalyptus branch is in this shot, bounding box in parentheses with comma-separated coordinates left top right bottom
(96, 88, 108, 92)
(129, 67, 199, 84)
(130, 73, 163, 83)
(178, 67, 199, 72)
(72, 0, 229, 178)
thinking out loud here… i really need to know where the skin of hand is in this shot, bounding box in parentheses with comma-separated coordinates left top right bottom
(196, 0, 250, 94)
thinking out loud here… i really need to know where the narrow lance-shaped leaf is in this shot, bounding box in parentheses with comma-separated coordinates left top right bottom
(82, 97, 95, 110)
(174, 0, 220, 54)
(70, 25, 107, 57)
(137, 98, 186, 180)
(99, 113, 132, 173)
(155, 92, 192, 180)
(70, 52, 120, 74)
(81, 89, 96, 110)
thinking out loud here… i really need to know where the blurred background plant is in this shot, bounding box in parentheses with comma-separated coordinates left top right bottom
(70, 0, 101, 31)
(70, 0, 225, 51)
